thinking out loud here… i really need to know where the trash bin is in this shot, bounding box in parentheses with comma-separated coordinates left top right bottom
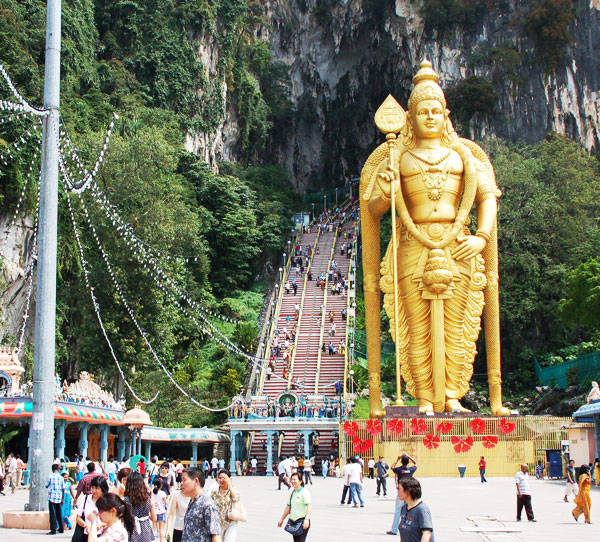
(458, 465, 466, 478)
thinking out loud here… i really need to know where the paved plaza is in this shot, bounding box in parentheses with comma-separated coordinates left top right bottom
(0, 475, 597, 541)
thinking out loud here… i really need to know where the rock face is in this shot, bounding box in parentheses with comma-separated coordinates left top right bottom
(194, 0, 600, 190)
(0, 214, 36, 346)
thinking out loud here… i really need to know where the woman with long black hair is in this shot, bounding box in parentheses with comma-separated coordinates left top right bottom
(124, 472, 157, 542)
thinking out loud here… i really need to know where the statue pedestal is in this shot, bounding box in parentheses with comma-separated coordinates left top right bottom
(385, 405, 419, 417)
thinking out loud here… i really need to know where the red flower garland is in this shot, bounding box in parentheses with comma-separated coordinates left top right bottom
(451, 436, 474, 453)
(343, 421, 359, 437)
(387, 418, 404, 434)
(481, 435, 498, 449)
(469, 418, 486, 434)
(352, 436, 373, 453)
(436, 421, 453, 434)
(499, 418, 516, 434)
(423, 434, 440, 450)
(410, 417, 427, 435)
(366, 418, 383, 436)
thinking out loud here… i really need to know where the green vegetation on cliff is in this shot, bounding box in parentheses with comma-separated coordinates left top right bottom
(0, 0, 296, 427)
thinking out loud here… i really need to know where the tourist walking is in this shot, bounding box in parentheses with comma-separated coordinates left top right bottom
(211, 469, 244, 541)
(6, 453, 17, 494)
(374, 456, 390, 497)
(74, 476, 110, 540)
(166, 489, 190, 542)
(278, 472, 312, 542)
(595, 458, 600, 486)
(572, 464, 592, 523)
(347, 457, 364, 508)
(564, 459, 578, 502)
(46, 463, 65, 535)
(368, 458, 375, 480)
(152, 478, 168, 542)
(0, 456, 5, 495)
(278, 458, 291, 490)
(479, 457, 487, 483)
(61, 472, 75, 530)
(112, 467, 133, 499)
(515, 464, 536, 522)
(88, 493, 135, 542)
(124, 472, 157, 542)
(304, 457, 313, 485)
(157, 463, 176, 496)
(397, 478, 435, 542)
(387, 454, 418, 535)
(321, 459, 328, 480)
(180, 468, 222, 542)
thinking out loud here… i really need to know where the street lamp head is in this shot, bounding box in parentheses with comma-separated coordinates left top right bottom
(349, 370, 354, 375)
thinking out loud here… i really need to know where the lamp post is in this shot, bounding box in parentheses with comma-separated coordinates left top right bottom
(335, 187, 338, 207)
(324, 194, 327, 213)
(279, 267, 283, 282)
(312, 203, 315, 220)
(282, 252, 286, 268)
(349, 370, 354, 395)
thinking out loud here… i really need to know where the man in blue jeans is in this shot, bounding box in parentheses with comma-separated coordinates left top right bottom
(386, 454, 418, 535)
(46, 463, 64, 535)
(346, 457, 365, 507)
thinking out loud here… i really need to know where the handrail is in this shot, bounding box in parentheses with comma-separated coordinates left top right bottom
(343, 223, 359, 400)
(314, 228, 340, 393)
(287, 229, 321, 388)
(256, 228, 301, 392)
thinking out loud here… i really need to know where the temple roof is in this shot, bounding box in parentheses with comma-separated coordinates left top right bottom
(0, 398, 125, 424)
(572, 400, 600, 422)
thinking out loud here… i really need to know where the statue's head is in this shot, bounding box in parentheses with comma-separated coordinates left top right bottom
(406, 60, 452, 143)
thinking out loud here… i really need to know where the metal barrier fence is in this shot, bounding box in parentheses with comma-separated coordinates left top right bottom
(534, 352, 600, 388)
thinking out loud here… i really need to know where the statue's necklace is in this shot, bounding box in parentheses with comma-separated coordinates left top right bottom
(408, 149, 452, 201)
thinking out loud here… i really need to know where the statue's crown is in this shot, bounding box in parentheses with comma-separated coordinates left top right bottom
(408, 59, 446, 113)
(412, 59, 439, 85)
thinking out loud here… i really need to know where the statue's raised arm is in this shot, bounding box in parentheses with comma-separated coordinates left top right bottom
(360, 60, 509, 416)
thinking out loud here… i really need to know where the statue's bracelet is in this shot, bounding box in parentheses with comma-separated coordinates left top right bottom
(475, 231, 490, 242)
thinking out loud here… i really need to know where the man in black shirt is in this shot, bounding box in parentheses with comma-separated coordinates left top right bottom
(386, 454, 418, 535)
(374, 456, 390, 497)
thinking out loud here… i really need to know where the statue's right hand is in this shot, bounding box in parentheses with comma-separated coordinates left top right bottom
(377, 166, 399, 199)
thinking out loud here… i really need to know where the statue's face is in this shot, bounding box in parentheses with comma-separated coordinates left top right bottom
(411, 99, 445, 139)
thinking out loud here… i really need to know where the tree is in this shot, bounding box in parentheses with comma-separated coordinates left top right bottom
(559, 258, 600, 331)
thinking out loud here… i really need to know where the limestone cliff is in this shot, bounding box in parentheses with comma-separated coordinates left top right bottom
(191, 0, 600, 190)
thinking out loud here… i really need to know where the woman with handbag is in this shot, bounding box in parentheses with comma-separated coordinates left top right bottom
(210, 469, 245, 541)
(278, 472, 312, 542)
(73, 476, 110, 542)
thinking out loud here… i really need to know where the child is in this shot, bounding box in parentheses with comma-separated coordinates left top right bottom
(152, 478, 168, 542)
(89, 493, 134, 542)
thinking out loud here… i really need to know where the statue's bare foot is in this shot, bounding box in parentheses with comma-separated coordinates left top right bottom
(418, 400, 434, 413)
(445, 399, 471, 413)
(491, 404, 511, 416)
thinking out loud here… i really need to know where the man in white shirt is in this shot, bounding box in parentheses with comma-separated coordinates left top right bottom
(347, 457, 364, 507)
(250, 456, 258, 475)
(277, 458, 291, 490)
(211, 456, 219, 479)
(340, 459, 352, 505)
(76, 455, 86, 482)
(5, 454, 17, 494)
(368, 458, 375, 479)
(515, 464, 536, 522)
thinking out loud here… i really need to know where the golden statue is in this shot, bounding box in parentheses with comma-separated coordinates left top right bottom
(360, 60, 509, 416)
